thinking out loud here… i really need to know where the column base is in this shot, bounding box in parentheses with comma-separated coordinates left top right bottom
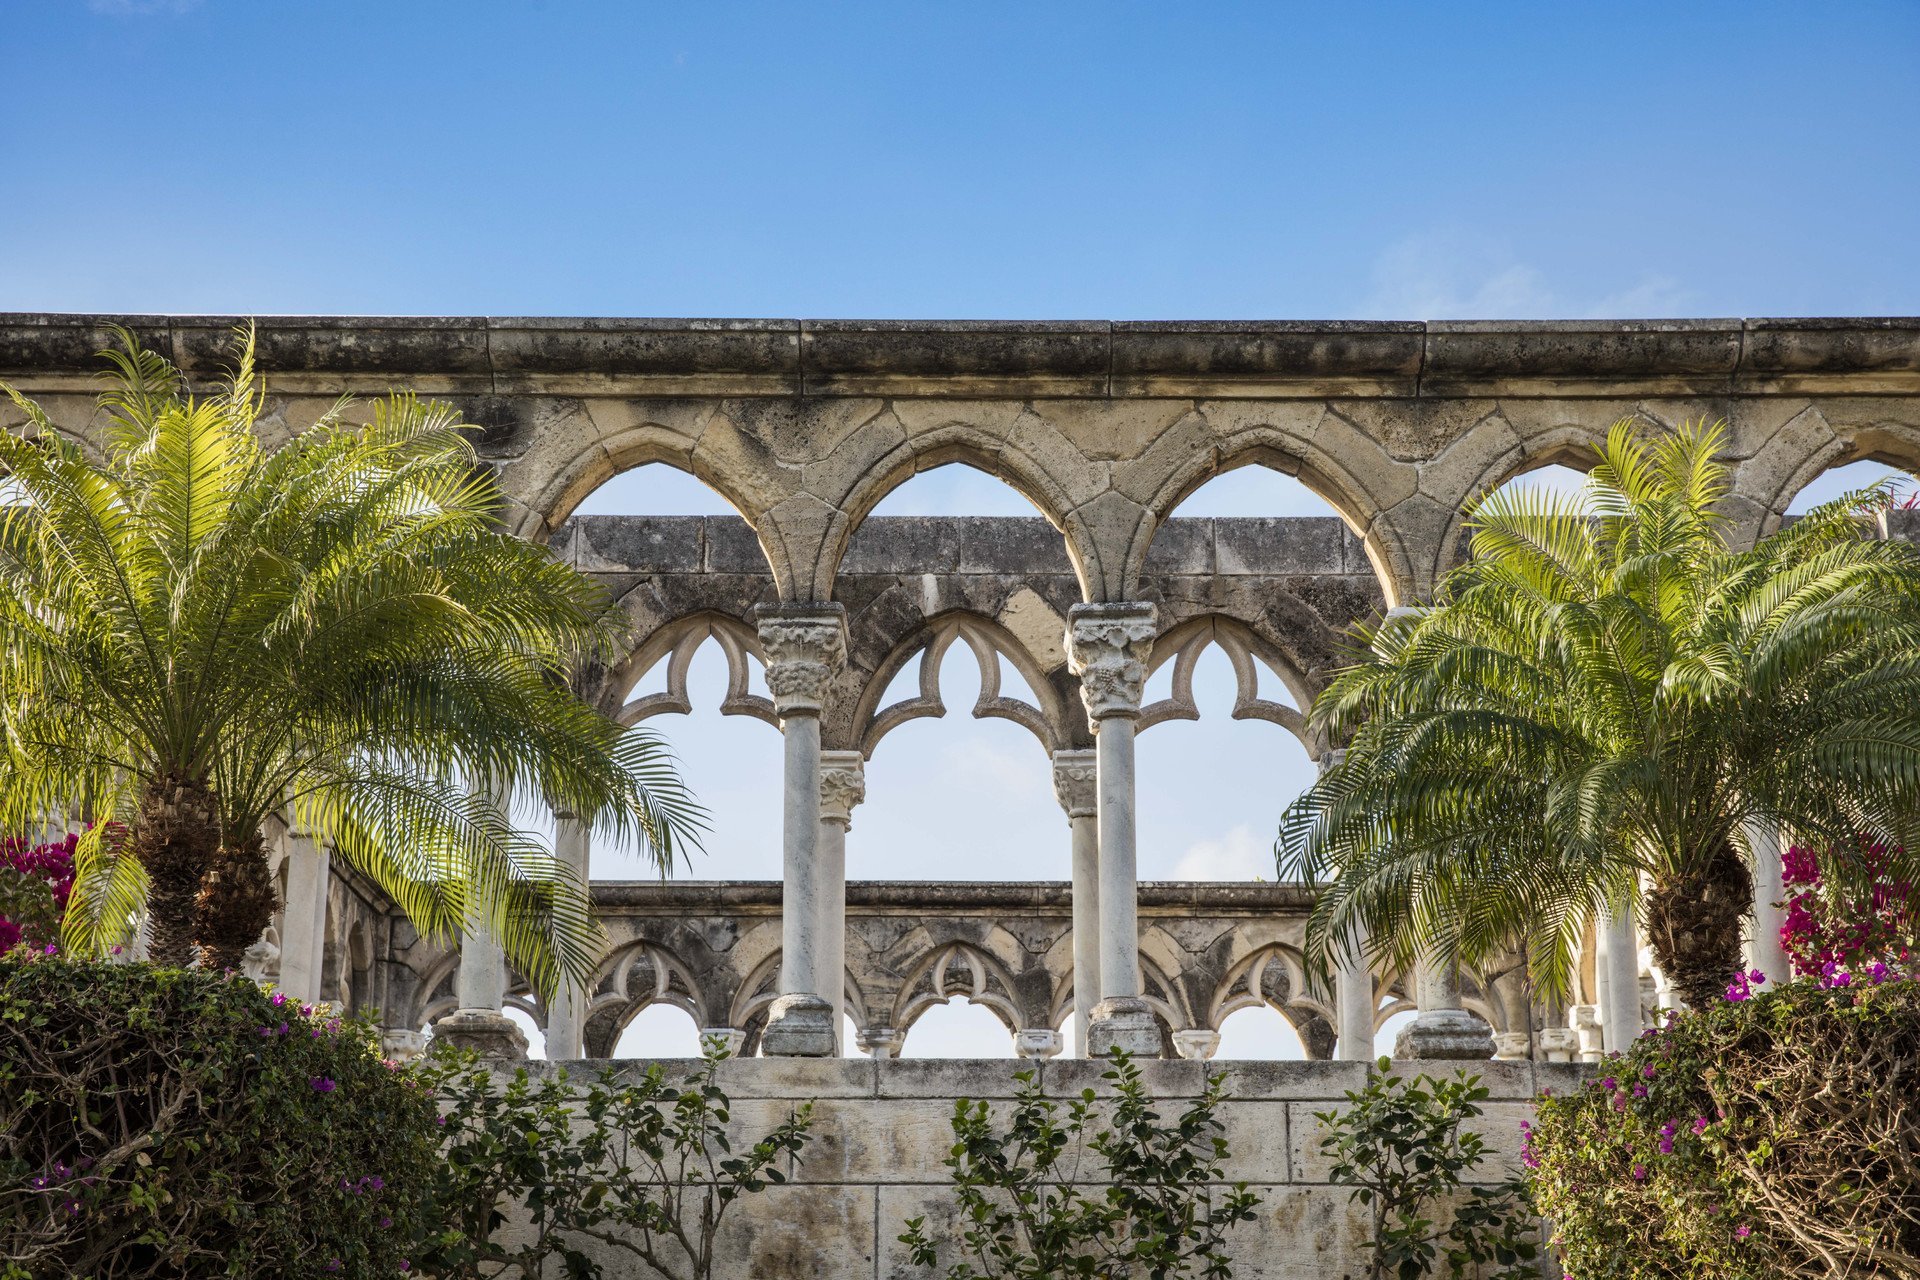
(1171, 1029, 1222, 1061)
(1393, 1009, 1494, 1061)
(433, 1008, 529, 1060)
(762, 993, 837, 1057)
(1088, 997, 1162, 1058)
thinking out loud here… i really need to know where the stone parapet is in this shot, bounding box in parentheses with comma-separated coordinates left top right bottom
(5, 313, 1917, 398)
(488, 1055, 1585, 1278)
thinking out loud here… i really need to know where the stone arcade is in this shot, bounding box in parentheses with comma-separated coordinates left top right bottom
(11, 314, 1919, 1275)
(5, 314, 1917, 1070)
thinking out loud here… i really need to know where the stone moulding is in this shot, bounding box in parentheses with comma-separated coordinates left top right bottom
(3, 314, 1918, 398)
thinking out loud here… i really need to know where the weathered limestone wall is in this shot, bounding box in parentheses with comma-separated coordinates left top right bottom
(510, 1055, 1581, 1279)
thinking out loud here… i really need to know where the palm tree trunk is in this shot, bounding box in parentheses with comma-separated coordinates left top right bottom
(133, 773, 222, 967)
(195, 830, 278, 972)
(1645, 840, 1754, 1010)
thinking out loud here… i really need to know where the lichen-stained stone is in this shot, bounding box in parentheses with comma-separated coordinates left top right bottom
(997, 586, 1069, 672)
(1038, 398, 1196, 462)
(801, 407, 911, 511)
(713, 1182, 876, 1280)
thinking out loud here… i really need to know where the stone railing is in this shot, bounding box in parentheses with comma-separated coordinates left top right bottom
(496, 1055, 1582, 1279)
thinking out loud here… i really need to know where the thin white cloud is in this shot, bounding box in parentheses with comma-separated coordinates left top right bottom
(1170, 823, 1269, 881)
(1360, 231, 1692, 320)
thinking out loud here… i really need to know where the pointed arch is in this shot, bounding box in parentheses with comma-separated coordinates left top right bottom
(818, 438, 1094, 601)
(1136, 615, 1315, 754)
(612, 611, 779, 729)
(854, 611, 1068, 758)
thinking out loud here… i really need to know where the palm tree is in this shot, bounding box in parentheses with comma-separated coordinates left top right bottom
(1277, 420, 1920, 1009)
(0, 330, 702, 993)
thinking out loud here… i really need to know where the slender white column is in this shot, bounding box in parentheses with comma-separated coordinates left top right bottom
(543, 812, 592, 1060)
(1744, 819, 1790, 985)
(1596, 895, 1642, 1051)
(1051, 749, 1100, 1056)
(436, 786, 528, 1058)
(1319, 749, 1376, 1063)
(1334, 941, 1375, 1063)
(277, 821, 331, 1005)
(817, 751, 865, 1057)
(1393, 959, 1494, 1060)
(757, 605, 846, 1057)
(1067, 602, 1161, 1058)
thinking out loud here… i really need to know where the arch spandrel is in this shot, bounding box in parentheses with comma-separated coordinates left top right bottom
(1734, 399, 1920, 536)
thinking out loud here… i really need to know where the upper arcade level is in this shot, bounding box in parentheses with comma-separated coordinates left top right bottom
(5, 314, 1919, 610)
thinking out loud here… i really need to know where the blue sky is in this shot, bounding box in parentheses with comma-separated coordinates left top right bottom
(6, 2, 1917, 319)
(10, 3, 1915, 1058)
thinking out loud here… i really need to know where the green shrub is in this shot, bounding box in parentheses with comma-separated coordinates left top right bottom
(1527, 974, 1920, 1277)
(898, 1052, 1259, 1280)
(414, 1050, 812, 1280)
(1315, 1059, 1537, 1280)
(0, 955, 441, 1279)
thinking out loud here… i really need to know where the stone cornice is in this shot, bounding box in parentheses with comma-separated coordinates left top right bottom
(586, 879, 1319, 913)
(3, 314, 1917, 398)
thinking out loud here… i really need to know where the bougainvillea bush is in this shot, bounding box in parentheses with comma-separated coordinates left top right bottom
(1526, 972, 1920, 1278)
(0, 955, 442, 1279)
(0, 834, 76, 954)
(1778, 838, 1914, 982)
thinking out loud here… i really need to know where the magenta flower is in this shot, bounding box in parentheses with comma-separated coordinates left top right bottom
(310, 1077, 337, 1094)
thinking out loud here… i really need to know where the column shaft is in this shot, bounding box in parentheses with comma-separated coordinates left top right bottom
(1393, 958, 1493, 1060)
(1069, 811, 1100, 1053)
(1095, 716, 1141, 1001)
(778, 713, 824, 999)
(544, 814, 591, 1060)
(436, 785, 527, 1058)
(817, 750, 865, 1058)
(1596, 896, 1642, 1052)
(278, 827, 330, 1004)
(1744, 819, 1790, 985)
(1334, 930, 1375, 1063)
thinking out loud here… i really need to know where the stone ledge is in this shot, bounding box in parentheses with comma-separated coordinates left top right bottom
(5, 313, 1916, 398)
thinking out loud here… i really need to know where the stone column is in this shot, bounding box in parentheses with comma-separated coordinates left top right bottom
(435, 787, 529, 1059)
(1318, 749, 1377, 1064)
(542, 812, 592, 1060)
(1595, 895, 1642, 1051)
(817, 751, 866, 1056)
(277, 822, 331, 1005)
(436, 919, 529, 1059)
(1051, 749, 1100, 1056)
(856, 1026, 905, 1058)
(757, 605, 847, 1057)
(1393, 960, 1494, 1060)
(1067, 602, 1160, 1058)
(1744, 819, 1790, 986)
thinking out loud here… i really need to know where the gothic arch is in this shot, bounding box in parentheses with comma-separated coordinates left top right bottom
(1747, 410, 1920, 535)
(611, 611, 779, 729)
(892, 941, 1031, 1040)
(818, 433, 1096, 602)
(1128, 427, 1408, 606)
(853, 611, 1068, 758)
(1136, 615, 1317, 754)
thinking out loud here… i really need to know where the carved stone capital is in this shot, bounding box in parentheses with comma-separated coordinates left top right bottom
(1014, 1029, 1064, 1059)
(1172, 1029, 1222, 1061)
(1050, 749, 1098, 818)
(699, 1027, 748, 1057)
(1066, 603, 1157, 722)
(755, 605, 847, 718)
(856, 1026, 904, 1058)
(819, 751, 867, 828)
